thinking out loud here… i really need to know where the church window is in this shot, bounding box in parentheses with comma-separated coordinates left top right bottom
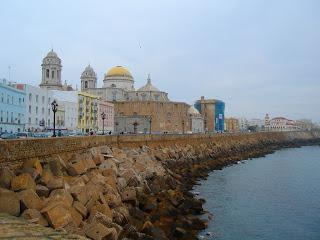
(85, 81, 88, 89)
(51, 71, 54, 78)
(46, 69, 49, 78)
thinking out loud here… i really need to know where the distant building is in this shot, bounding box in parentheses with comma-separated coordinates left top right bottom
(14, 84, 52, 132)
(98, 100, 114, 133)
(0, 79, 26, 133)
(194, 96, 225, 132)
(238, 118, 249, 131)
(77, 92, 98, 133)
(267, 116, 298, 131)
(224, 117, 239, 132)
(115, 115, 150, 134)
(188, 106, 204, 133)
(51, 90, 78, 131)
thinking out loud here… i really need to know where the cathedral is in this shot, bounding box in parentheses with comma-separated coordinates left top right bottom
(80, 65, 202, 133)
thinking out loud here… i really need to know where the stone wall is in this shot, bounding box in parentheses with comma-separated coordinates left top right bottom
(1, 131, 319, 171)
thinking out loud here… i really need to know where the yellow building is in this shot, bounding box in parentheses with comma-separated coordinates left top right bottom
(78, 92, 98, 133)
(224, 117, 240, 132)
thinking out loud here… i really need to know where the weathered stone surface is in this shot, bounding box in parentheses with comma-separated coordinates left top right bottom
(85, 222, 116, 240)
(70, 206, 83, 227)
(0, 188, 20, 216)
(19, 189, 44, 211)
(11, 173, 36, 191)
(20, 209, 48, 226)
(68, 161, 87, 176)
(22, 158, 43, 176)
(73, 201, 88, 218)
(121, 187, 136, 203)
(0, 167, 14, 189)
(47, 177, 64, 190)
(90, 204, 113, 220)
(36, 184, 50, 198)
(41, 202, 74, 229)
(99, 160, 118, 175)
(49, 189, 73, 207)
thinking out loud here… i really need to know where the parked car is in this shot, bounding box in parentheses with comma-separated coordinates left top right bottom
(0, 133, 17, 139)
(16, 132, 34, 139)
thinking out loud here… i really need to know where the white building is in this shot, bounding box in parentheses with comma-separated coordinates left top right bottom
(238, 118, 249, 131)
(267, 116, 298, 131)
(51, 90, 78, 131)
(14, 84, 53, 131)
(188, 106, 204, 133)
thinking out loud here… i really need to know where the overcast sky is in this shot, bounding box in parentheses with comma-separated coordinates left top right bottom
(0, 0, 319, 122)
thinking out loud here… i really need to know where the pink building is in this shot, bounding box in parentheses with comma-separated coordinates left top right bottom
(98, 100, 114, 133)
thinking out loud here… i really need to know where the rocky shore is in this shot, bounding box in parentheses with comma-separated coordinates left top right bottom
(0, 132, 319, 239)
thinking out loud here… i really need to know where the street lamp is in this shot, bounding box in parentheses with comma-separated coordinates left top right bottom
(51, 100, 58, 137)
(149, 116, 152, 135)
(182, 120, 185, 134)
(101, 112, 106, 135)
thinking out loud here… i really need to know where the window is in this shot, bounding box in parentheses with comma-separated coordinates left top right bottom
(6, 111, 8, 122)
(51, 71, 54, 78)
(29, 105, 31, 114)
(1, 93, 3, 102)
(11, 112, 13, 123)
(57, 70, 60, 79)
(7, 96, 9, 104)
(36, 95, 39, 103)
(28, 117, 31, 124)
(0, 110, 2, 122)
(12, 96, 13, 104)
(36, 106, 38, 114)
(42, 96, 45, 103)
(19, 98, 21, 105)
(48, 97, 51, 104)
(35, 118, 38, 125)
(42, 107, 44, 115)
(48, 119, 50, 126)
(18, 113, 20, 124)
(29, 93, 32, 101)
(85, 81, 88, 88)
(46, 69, 49, 78)
(48, 109, 50, 116)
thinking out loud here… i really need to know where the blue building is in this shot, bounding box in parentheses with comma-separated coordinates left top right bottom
(214, 100, 225, 132)
(0, 79, 26, 133)
(194, 96, 225, 132)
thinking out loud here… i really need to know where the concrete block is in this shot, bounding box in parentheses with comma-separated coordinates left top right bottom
(19, 189, 44, 211)
(0, 188, 20, 216)
(11, 173, 36, 191)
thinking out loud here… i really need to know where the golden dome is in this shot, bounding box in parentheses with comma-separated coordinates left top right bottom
(106, 66, 132, 78)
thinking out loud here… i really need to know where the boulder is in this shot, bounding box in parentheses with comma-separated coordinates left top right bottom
(36, 185, 50, 198)
(0, 188, 20, 216)
(22, 158, 43, 176)
(47, 177, 64, 190)
(89, 203, 113, 220)
(121, 187, 137, 203)
(21, 209, 48, 226)
(41, 202, 74, 229)
(67, 161, 87, 176)
(0, 167, 15, 189)
(49, 189, 73, 207)
(70, 206, 83, 227)
(85, 223, 117, 240)
(99, 160, 118, 175)
(70, 186, 89, 206)
(19, 189, 44, 211)
(73, 201, 88, 218)
(11, 173, 36, 191)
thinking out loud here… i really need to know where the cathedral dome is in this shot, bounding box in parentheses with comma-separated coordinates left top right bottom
(46, 49, 58, 58)
(106, 66, 133, 79)
(138, 75, 160, 92)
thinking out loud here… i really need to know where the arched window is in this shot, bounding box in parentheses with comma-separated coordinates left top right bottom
(85, 81, 88, 88)
(46, 69, 49, 78)
(51, 71, 54, 78)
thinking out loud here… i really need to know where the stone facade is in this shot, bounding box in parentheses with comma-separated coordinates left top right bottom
(114, 101, 190, 133)
(224, 117, 240, 132)
(115, 115, 151, 134)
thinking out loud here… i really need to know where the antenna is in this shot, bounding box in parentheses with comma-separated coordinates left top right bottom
(8, 66, 11, 82)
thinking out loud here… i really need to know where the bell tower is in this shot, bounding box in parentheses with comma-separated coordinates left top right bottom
(39, 49, 62, 90)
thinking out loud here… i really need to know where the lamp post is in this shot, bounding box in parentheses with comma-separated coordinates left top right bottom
(101, 112, 106, 135)
(149, 116, 152, 135)
(133, 121, 138, 134)
(182, 120, 185, 134)
(51, 100, 58, 137)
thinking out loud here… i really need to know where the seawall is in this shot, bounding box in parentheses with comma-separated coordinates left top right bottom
(0, 131, 319, 240)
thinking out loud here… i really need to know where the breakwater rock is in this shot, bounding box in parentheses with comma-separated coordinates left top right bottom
(0, 131, 319, 239)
